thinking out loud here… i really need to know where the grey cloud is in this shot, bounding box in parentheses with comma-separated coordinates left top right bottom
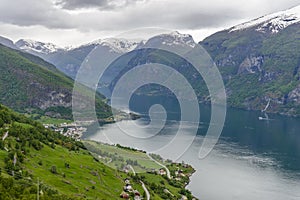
(72, 2, 247, 32)
(0, 0, 299, 37)
(0, 0, 75, 29)
(55, 0, 147, 10)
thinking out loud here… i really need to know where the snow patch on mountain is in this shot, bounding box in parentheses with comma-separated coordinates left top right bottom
(101, 38, 141, 53)
(142, 31, 196, 50)
(0, 36, 17, 49)
(12, 31, 197, 57)
(85, 38, 142, 53)
(164, 31, 196, 47)
(230, 5, 300, 33)
(15, 39, 64, 54)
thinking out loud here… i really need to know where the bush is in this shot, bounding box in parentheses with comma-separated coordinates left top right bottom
(50, 166, 57, 174)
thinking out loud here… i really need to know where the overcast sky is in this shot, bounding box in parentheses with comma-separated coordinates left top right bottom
(0, 0, 300, 46)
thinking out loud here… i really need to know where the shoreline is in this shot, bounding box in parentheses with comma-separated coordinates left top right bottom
(84, 140, 198, 199)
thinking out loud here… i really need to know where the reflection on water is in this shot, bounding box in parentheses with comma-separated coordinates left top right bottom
(84, 95, 300, 200)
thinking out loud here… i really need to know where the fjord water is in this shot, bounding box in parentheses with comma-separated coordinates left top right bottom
(85, 95, 300, 200)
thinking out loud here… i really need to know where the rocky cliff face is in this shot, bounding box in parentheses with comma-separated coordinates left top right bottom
(201, 6, 300, 116)
(238, 56, 264, 74)
(288, 84, 300, 105)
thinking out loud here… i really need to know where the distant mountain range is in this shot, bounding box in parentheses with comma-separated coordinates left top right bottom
(0, 31, 196, 78)
(1, 5, 300, 116)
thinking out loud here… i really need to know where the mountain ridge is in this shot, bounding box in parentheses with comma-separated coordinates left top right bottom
(229, 5, 300, 34)
(16, 39, 64, 55)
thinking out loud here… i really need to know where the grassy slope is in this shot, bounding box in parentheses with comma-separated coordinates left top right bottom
(0, 143, 125, 199)
(23, 145, 124, 199)
(0, 104, 122, 199)
(83, 141, 162, 172)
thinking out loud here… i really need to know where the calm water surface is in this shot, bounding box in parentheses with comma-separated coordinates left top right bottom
(85, 96, 300, 200)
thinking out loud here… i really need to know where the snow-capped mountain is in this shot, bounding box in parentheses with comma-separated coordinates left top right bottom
(0, 36, 17, 49)
(9, 31, 195, 58)
(80, 31, 195, 53)
(15, 39, 64, 55)
(201, 4, 300, 116)
(144, 31, 196, 48)
(230, 5, 300, 33)
(87, 38, 142, 53)
(0, 31, 196, 80)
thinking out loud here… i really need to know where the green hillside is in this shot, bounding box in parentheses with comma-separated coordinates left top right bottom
(0, 104, 196, 199)
(0, 44, 111, 120)
(0, 103, 124, 199)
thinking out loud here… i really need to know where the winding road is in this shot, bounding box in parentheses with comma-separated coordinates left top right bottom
(140, 181, 150, 200)
(128, 165, 150, 200)
(128, 164, 136, 176)
(147, 154, 171, 179)
(2, 131, 8, 141)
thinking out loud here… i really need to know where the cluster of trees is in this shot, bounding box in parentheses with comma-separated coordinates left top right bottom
(149, 153, 164, 162)
(125, 159, 138, 166)
(116, 144, 145, 152)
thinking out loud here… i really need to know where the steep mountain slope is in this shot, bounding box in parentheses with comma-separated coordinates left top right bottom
(0, 44, 111, 119)
(201, 5, 300, 115)
(45, 43, 96, 78)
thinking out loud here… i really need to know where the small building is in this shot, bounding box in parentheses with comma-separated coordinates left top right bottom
(123, 166, 129, 173)
(159, 168, 166, 176)
(134, 195, 141, 200)
(124, 184, 133, 192)
(183, 163, 189, 168)
(133, 190, 140, 196)
(180, 195, 188, 200)
(124, 178, 130, 185)
(120, 191, 130, 199)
